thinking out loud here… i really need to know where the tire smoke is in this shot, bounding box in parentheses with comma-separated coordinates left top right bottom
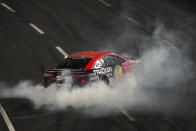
(0, 24, 194, 116)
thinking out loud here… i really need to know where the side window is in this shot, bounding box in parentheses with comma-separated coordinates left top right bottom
(93, 58, 105, 69)
(113, 55, 126, 64)
(102, 55, 113, 66)
(103, 55, 126, 67)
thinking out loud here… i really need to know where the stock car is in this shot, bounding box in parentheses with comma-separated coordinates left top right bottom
(43, 51, 139, 87)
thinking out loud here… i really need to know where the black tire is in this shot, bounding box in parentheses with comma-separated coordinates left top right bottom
(100, 75, 109, 85)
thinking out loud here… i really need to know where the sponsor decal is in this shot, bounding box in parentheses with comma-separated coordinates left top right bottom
(56, 74, 65, 81)
(114, 65, 123, 79)
(123, 62, 131, 73)
(89, 75, 99, 81)
(56, 73, 73, 84)
(93, 67, 112, 76)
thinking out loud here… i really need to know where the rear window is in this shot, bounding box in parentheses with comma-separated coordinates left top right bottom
(56, 58, 92, 69)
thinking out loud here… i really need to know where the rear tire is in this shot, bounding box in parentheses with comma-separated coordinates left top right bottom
(100, 75, 109, 85)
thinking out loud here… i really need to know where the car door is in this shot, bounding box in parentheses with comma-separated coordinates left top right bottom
(102, 55, 126, 79)
(90, 58, 112, 83)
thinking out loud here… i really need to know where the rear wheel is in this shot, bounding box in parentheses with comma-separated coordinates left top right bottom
(100, 75, 109, 85)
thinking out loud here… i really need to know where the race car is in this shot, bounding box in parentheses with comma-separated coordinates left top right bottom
(43, 51, 140, 87)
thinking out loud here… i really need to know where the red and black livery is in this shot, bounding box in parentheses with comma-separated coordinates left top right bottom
(43, 51, 139, 87)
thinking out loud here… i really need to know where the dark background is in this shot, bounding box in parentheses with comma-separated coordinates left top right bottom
(0, 0, 196, 130)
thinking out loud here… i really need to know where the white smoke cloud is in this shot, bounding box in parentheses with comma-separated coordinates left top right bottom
(0, 24, 193, 116)
(0, 78, 137, 109)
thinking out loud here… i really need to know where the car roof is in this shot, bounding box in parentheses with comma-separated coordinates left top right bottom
(68, 51, 112, 59)
(67, 51, 128, 70)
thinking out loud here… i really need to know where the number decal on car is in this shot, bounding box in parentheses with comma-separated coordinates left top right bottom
(123, 62, 131, 73)
(114, 65, 123, 79)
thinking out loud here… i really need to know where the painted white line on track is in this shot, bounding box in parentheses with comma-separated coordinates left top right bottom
(0, 103, 15, 131)
(162, 40, 180, 52)
(119, 108, 135, 122)
(98, 0, 111, 7)
(1, 3, 16, 13)
(127, 17, 144, 28)
(29, 23, 45, 35)
(56, 46, 69, 58)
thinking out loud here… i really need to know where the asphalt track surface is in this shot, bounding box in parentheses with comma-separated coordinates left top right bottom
(0, 0, 196, 131)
